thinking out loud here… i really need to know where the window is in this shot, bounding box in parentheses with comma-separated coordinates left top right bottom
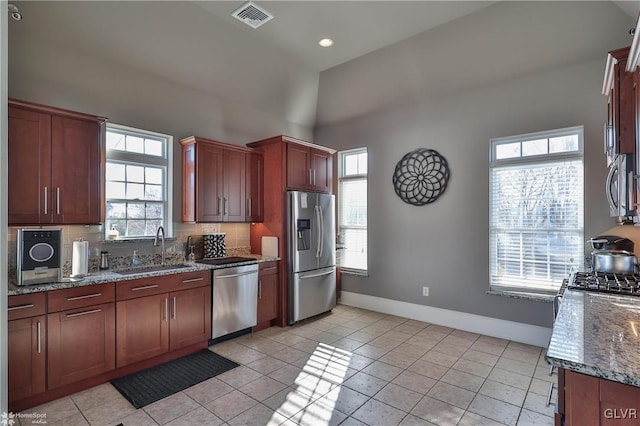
(105, 124, 172, 239)
(490, 126, 584, 294)
(338, 148, 368, 273)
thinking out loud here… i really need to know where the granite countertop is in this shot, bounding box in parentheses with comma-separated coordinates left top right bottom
(8, 255, 279, 296)
(546, 289, 640, 387)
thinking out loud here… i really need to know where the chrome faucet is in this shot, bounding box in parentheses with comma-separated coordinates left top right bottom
(154, 226, 166, 266)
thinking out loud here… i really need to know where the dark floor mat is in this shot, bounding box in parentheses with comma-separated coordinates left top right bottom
(111, 349, 239, 409)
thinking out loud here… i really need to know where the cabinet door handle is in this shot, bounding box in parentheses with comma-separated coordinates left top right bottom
(43, 187, 48, 214)
(37, 321, 42, 354)
(8, 303, 34, 311)
(67, 293, 102, 301)
(66, 309, 102, 318)
(259, 279, 262, 299)
(217, 197, 222, 216)
(313, 169, 316, 186)
(182, 277, 203, 284)
(131, 284, 159, 291)
(56, 187, 61, 215)
(247, 198, 252, 217)
(309, 169, 313, 185)
(164, 298, 169, 321)
(224, 197, 228, 215)
(173, 296, 177, 320)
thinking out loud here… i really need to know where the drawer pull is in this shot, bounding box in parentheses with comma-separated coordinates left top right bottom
(8, 304, 34, 311)
(67, 293, 102, 301)
(182, 277, 204, 284)
(66, 309, 102, 318)
(131, 284, 159, 291)
(262, 267, 277, 272)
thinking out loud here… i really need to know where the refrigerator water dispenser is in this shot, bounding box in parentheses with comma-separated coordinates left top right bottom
(296, 219, 311, 251)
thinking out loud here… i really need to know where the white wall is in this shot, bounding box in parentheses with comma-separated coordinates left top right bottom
(316, 2, 633, 328)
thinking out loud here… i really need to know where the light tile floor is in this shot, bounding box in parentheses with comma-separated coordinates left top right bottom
(18, 305, 557, 426)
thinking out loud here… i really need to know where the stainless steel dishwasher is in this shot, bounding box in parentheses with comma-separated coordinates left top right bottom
(212, 263, 259, 339)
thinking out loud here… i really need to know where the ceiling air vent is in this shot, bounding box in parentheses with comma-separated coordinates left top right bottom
(232, 1, 273, 29)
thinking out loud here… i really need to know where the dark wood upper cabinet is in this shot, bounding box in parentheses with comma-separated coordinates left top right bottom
(223, 148, 247, 222)
(181, 136, 261, 223)
(246, 152, 264, 222)
(285, 142, 334, 192)
(311, 148, 333, 193)
(603, 47, 636, 157)
(287, 143, 312, 190)
(8, 99, 106, 225)
(7, 107, 52, 225)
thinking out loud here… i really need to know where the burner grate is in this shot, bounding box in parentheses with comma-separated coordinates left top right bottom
(568, 271, 640, 296)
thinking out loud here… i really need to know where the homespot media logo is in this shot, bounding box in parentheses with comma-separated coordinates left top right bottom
(1, 412, 47, 425)
(0, 412, 15, 426)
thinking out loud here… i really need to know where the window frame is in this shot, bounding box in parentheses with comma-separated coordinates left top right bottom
(338, 147, 368, 275)
(105, 123, 173, 240)
(489, 126, 584, 295)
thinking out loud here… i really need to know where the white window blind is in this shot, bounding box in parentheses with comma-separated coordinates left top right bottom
(105, 124, 172, 239)
(490, 127, 584, 294)
(338, 148, 368, 273)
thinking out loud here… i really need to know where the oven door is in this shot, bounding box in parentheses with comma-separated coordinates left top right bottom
(606, 153, 635, 219)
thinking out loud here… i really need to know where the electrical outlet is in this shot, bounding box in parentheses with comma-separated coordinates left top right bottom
(422, 286, 429, 297)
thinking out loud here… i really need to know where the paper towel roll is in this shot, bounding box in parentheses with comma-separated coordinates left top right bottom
(71, 240, 89, 277)
(261, 236, 278, 257)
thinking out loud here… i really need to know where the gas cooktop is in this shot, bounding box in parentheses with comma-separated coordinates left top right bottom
(568, 271, 640, 297)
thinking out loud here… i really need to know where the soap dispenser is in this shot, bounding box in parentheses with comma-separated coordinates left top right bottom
(131, 250, 141, 267)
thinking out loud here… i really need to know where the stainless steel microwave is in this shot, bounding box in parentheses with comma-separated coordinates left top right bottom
(606, 153, 636, 223)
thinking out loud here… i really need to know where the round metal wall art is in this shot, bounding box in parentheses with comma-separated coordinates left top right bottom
(392, 148, 450, 206)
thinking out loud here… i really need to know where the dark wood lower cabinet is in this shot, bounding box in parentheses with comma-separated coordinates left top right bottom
(169, 286, 212, 351)
(8, 316, 46, 403)
(116, 293, 170, 367)
(256, 261, 279, 328)
(48, 303, 116, 389)
(9, 271, 212, 411)
(562, 368, 640, 426)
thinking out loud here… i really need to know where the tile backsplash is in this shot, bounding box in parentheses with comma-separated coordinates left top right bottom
(8, 222, 252, 277)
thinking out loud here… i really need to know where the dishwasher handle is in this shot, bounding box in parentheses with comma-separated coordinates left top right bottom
(215, 270, 258, 279)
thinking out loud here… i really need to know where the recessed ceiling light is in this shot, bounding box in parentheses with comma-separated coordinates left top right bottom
(318, 38, 334, 48)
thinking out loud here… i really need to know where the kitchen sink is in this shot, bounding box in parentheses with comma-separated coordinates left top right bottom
(116, 264, 192, 275)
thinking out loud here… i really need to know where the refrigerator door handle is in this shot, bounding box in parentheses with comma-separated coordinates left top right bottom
(315, 205, 322, 258)
(319, 206, 324, 258)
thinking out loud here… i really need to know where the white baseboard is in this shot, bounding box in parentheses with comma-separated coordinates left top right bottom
(340, 291, 552, 348)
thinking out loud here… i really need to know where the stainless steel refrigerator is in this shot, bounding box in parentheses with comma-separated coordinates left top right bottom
(287, 190, 336, 324)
